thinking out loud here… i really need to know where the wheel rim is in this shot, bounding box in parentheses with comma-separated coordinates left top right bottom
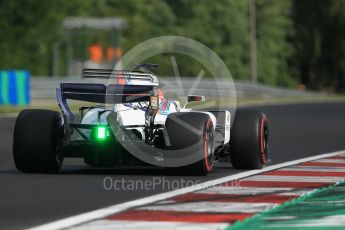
(260, 114, 269, 165)
(204, 119, 214, 172)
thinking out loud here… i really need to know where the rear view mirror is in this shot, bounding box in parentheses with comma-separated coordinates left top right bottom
(187, 95, 206, 102)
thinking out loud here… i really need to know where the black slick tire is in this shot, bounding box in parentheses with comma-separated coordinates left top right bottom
(13, 109, 64, 173)
(230, 110, 269, 169)
(165, 112, 215, 176)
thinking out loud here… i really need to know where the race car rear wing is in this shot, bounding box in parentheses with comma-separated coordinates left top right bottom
(59, 83, 153, 104)
(83, 68, 159, 86)
(56, 68, 159, 123)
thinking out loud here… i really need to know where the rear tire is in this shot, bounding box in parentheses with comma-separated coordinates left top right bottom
(230, 110, 269, 169)
(165, 112, 215, 176)
(13, 109, 64, 173)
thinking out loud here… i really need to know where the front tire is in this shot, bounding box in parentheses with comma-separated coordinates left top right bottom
(13, 109, 64, 173)
(230, 110, 269, 169)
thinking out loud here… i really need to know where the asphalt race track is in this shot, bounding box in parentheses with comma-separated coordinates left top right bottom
(1, 102, 345, 230)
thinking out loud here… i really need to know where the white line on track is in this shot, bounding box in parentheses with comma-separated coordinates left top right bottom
(138, 201, 276, 213)
(28, 149, 345, 230)
(313, 159, 345, 163)
(279, 166, 345, 172)
(268, 215, 345, 228)
(69, 220, 229, 230)
(242, 175, 343, 183)
(195, 186, 313, 196)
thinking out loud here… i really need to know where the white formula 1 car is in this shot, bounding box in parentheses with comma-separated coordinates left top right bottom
(13, 64, 269, 175)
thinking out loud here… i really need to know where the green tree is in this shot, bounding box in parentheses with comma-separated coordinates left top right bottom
(256, 0, 296, 86)
(0, 0, 91, 75)
(293, 0, 345, 92)
(5, 0, 345, 92)
(165, 0, 250, 78)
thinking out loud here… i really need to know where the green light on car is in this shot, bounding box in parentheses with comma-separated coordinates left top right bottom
(97, 127, 106, 139)
(96, 126, 109, 140)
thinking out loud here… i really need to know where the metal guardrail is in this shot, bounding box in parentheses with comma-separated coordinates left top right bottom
(30, 76, 317, 102)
